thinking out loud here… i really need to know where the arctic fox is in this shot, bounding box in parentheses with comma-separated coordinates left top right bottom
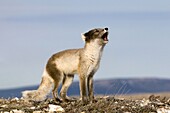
(22, 28, 109, 104)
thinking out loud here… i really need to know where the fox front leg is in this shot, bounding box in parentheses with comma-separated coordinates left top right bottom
(79, 76, 88, 104)
(87, 74, 95, 103)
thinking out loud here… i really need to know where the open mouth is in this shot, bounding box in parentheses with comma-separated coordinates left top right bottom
(102, 32, 109, 42)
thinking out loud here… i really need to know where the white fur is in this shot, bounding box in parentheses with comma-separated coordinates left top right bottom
(81, 33, 86, 42)
(84, 39, 104, 76)
(22, 69, 53, 101)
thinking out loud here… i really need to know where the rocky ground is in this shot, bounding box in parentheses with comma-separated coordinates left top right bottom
(0, 95, 170, 113)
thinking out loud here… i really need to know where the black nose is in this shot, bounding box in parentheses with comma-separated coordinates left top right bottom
(104, 28, 108, 31)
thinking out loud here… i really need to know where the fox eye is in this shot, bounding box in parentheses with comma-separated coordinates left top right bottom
(96, 30, 99, 32)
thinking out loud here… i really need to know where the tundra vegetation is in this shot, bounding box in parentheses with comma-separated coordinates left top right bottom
(0, 94, 170, 113)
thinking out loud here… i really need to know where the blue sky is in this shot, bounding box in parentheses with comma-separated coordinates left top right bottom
(0, 0, 170, 89)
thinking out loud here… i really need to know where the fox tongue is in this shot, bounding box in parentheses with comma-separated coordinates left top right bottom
(102, 32, 109, 42)
(104, 36, 108, 41)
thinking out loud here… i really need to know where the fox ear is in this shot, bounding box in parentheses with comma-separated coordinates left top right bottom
(81, 32, 89, 42)
(81, 33, 86, 42)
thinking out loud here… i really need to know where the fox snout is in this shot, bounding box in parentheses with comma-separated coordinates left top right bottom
(104, 27, 108, 31)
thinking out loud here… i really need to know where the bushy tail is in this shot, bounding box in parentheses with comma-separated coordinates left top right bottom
(22, 70, 53, 101)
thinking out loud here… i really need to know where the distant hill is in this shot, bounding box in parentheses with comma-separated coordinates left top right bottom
(0, 78, 170, 98)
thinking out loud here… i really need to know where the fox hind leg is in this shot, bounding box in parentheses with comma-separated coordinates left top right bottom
(46, 58, 64, 102)
(52, 79, 62, 102)
(60, 74, 74, 102)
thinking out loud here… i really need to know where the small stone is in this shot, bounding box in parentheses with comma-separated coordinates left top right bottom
(30, 106, 36, 109)
(157, 108, 170, 113)
(114, 101, 118, 104)
(121, 106, 125, 109)
(11, 97, 19, 102)
(132, 106, 136, 109)
(140, 99, 150, 107)
(103, 96, 109, 99)
(118, 98, 125, 101)
(33, 111, 44, 113)
(10, 109, 24, 113)
(1, 104, 8, 108)
(48, 104, 65, 112)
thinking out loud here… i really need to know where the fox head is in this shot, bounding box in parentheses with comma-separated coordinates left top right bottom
(81, 28, 109, 45)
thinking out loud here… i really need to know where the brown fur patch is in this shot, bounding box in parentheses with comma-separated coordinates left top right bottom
(46, 55, 61, 80)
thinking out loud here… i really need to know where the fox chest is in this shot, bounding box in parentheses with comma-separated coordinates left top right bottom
(84, 52, 102, 76)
